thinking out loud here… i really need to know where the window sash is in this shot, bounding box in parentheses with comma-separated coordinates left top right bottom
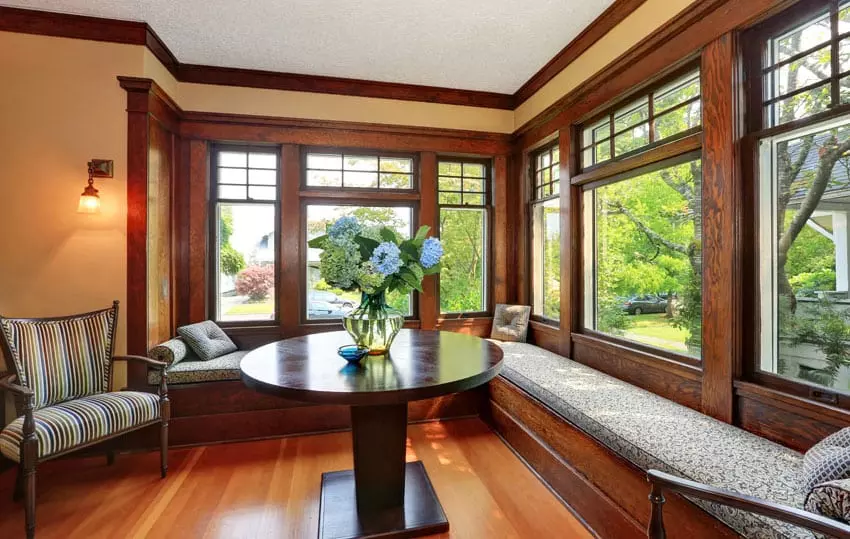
(304, 151, 416, 190)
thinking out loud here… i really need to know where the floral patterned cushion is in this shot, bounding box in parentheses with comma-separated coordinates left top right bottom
(805, 478, 850, 523)
(803, 428, 850, 490)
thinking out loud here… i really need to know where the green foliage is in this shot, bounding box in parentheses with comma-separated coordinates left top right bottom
(786, 298, 850, 387)
(218, 206, 246, 276)
(439, 209, 485, 313)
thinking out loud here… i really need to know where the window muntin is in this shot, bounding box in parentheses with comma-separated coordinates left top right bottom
(438, 159, 489, 314)
(763, 0, 850, 127)
(305, 152, 414, 189)
(532, 144, 560, 200)
(583, 158, 703, 359)
(581, 69, 702, 168)
(305, 205, 413, 320)
(758, 116, 850, 392)
(212, 148, 279, 323)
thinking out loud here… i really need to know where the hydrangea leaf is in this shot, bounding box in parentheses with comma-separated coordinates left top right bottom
(379, 227, 398, 244)
(354, 236, 380, 260)
(414, 225, 430, 242)
(307, 234, 328, 249)
(422, 262, 442, 275)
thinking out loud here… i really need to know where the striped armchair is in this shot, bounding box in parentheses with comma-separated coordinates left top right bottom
(0, 302, 169, 539)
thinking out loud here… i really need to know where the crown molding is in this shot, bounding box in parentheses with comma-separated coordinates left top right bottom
(0, 2, 647, 112)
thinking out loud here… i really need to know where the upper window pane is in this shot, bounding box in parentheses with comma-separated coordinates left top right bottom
(531, 144, 559, 202)
(584, 159, 703, 358)
(438, 159, 489, 207)
(532, 197, 561, 320)
(759, 117, 850, 392)
(215, 148, 278, 201)
(581, 69, 701, 168)
(763, 1, 850, 127)
(306, 205, 413, 320)
(305, 152, 414, 189)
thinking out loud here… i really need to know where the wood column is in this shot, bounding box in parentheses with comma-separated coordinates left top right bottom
(186, 139, 209, 324)
(701, 32, 740, 423)
(493, 155, 510, 305)
(280, 144, 302, 334)
(419, 152, 439, 329)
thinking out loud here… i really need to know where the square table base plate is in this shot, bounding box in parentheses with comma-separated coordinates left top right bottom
(318, 461, 449, 539)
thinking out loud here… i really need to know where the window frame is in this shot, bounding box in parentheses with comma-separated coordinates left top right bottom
(572, 62, 705, 368)
(436, 157, 493, 318)
(301, 147, 419, 193)
(208, 143, 282, 327)
(579, 61, 703, 174)
(743, 0, 850, 408)
(529, 140, 562, 325)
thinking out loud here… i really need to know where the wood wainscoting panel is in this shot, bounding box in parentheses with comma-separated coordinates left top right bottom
(489, 377, 738, 539)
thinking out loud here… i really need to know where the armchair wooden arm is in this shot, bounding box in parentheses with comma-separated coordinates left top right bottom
(0, 372, 34, 399)
(647, 469, 850, 538)
(112, 354, 167, 370)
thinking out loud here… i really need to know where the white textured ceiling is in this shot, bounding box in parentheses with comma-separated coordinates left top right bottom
(2, 0, 616, 94)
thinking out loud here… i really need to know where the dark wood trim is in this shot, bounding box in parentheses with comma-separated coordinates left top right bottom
(488, 377, 739, 538)
(177, 63, 514, 110)
(572, 333, 703, 410)
(0, 6, 513, 110)
(700, 33, 741, 423)
(513, 0, 650, 105)
(419, 152, 439, 330)
(570, 133, 703, 186)
(180, 111, 512, 154)
(558, 129, 574, 356)
(492, 155, 510, 305)
(515, 0, 792, 143)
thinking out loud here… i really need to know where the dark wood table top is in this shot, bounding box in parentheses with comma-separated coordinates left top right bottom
(239, 329, 503, 406)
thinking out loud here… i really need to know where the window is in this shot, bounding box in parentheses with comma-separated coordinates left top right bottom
(583, 158, 703, 358)
(305, 152, 414, 189)
(531, 143, 561, 321)
(438, 160, 490, 314)
(581, 69, 701, 168)
(749, 0, 850, 399)
(762, 1, 850, 127)
(305, 205, 413, 320)
(211, 147, 279, 323)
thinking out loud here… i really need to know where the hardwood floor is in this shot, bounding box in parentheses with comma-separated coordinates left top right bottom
(0, 418, 591, 538)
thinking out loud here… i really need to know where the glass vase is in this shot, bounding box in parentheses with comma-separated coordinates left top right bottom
(342, 291, 404, 355)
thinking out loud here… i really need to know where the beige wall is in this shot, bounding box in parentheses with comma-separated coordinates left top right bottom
(514, 0, 699, 128)
(0, 32, 144, 400)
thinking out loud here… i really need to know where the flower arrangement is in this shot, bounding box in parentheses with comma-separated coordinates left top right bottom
(308, 216, 443, 354)
(308, 216, 443, 297)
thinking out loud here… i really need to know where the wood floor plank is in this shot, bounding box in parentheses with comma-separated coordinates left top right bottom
(0, 418, 591, 538)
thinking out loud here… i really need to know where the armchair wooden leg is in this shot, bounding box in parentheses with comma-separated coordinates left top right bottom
(160, 419, 168, 478)
(13, 464, 23, 502)
(22, 457, 36, 539)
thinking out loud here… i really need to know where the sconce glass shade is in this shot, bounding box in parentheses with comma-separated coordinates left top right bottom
(77, 183, 100, 214)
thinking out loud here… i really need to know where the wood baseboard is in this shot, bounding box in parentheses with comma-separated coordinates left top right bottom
(487, 377, 738, 539)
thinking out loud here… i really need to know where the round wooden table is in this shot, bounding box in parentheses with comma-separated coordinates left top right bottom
(240, 329, 504, 539)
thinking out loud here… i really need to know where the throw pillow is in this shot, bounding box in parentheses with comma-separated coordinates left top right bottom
(803, 427, 850, 490)
(148, 337, 195, 367)
(805, 478, 850, 523)
(491, 304, 532, 343)
(177, 321, 237, 361)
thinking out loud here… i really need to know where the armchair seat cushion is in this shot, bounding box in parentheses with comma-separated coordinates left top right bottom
(0, 391, 160, 462)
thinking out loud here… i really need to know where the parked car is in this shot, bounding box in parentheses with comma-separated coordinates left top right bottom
(310, 291, 355, 309)
(621, 294, 668, 315)
(308, 300, 346, 319)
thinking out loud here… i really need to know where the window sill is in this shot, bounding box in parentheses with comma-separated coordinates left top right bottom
(572, 332, 702, 379)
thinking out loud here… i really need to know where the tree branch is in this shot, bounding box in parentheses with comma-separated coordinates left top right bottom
(607, 202, 689, 255)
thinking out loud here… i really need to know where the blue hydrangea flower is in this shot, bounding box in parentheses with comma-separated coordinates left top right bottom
(328, 216, 362, 245)
(420, 237, 443, 269)
(370, 242, 402, 276)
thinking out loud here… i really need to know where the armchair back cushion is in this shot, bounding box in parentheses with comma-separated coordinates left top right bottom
(0, 305, 117, 411)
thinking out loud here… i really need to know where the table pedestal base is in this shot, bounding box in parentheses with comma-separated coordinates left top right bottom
(318, 461, 449, 539)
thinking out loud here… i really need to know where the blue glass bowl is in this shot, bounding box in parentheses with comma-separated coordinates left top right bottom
(338, 344, 370, 364)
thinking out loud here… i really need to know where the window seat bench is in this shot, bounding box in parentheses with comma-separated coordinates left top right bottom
(147, 338, 246, 385)
(491, 341, 813, 539)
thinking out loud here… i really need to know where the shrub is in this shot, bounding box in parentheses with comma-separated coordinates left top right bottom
(220, 244, 246, 276)
(235, 265, 274, 301)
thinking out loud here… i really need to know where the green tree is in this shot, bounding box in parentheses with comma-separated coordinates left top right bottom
(439, 208, 485, 312)
(219, 206, 246, 276)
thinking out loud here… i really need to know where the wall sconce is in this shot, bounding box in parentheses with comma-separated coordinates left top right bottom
(77, 159, 113, 214)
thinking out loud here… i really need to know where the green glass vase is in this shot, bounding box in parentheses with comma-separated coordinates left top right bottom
(342, 291, 404, 355)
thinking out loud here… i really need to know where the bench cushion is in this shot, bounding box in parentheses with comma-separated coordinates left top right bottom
(148, 350, 247, 385)
(493, 341, 810, 539)
(0, 391, 160, 462)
